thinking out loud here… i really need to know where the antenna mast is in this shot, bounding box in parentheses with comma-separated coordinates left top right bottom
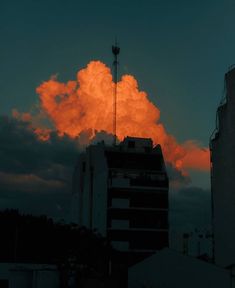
(112, 41, 120, 146)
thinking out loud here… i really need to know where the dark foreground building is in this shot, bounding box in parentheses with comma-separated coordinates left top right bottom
(210, 67, 235, 268)
(73, 136, 169, 267)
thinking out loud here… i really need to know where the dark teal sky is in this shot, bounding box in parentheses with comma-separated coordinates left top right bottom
(1, 0, 234, 147)
(2, 0, 233, 223)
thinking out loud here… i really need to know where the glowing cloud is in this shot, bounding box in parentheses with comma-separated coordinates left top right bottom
(35, 61, 209, 172)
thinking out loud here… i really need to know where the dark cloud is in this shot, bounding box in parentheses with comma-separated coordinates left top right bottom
(169, 186, 211, 230)
(166, 164, 211, 232)
(0, 172, 65, 193)
(0, 188, 71, 222)
(0, 116, 121, 220)
(0, 116, 211, 227)
(166, 163, 191, 188)
(0, 116, 81, 220)
(0, 116, 79, 177)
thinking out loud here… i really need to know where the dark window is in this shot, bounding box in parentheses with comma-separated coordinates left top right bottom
(129, 232, 168, 250)
(0, 280, 9, 288)
(130, 193, 168, 208)
(130, 177, 168, 187)
(145, 147, 151, 153)
(108, 209, 168, 229)
(105, 151, 163, 170)
(108, 230, 168, 250)
(128, 141, 135, 148)
(129, 212, 168, 229)
(82, 162, 86, 172)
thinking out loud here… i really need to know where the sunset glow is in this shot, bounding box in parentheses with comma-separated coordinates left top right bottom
(35, 61, 209, 172)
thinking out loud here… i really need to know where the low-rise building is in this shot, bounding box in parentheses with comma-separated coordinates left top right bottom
(128, 248, 231, 288)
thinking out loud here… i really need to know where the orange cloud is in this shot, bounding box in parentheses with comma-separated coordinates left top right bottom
(34, 60, 209, 172)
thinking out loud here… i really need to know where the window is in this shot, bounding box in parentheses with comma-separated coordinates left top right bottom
(82, 162, 86, 172)
(111, 220, 129, 229)
(111, 241, 129, 251)
(128, 140, 135, 148)
(0, 280, 9, 288)
(112, 198, 130, 208)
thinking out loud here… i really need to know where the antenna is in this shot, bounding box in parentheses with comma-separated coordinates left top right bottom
(112, 40, 120, 146)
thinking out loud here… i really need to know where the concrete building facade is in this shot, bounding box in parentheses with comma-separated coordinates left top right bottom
(210, 67, 235, 267)
(73, 137, 169, 266)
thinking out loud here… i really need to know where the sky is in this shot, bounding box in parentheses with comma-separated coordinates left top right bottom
(0, 0, 234, 230)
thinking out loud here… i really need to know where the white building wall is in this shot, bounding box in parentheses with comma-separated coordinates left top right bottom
(71, 153, 86, 225)
(211, 68, 235, 267)
(74, 144, 108, 235)
(90, 144, 108, 235)
(81, 161, 90, 228)
(92, 169, 108, 236)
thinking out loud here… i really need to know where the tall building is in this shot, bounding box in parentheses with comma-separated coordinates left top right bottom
(73, 136, 169, 266)
(210, 67, 235, 267)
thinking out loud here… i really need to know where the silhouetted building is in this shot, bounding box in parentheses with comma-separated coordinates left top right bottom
(170, 229, 213, 258)
(0, 263, 59, 288)
(210, 67, 235, 267)
(73, 137, 169, 266)
(128, 248, 231, 288)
